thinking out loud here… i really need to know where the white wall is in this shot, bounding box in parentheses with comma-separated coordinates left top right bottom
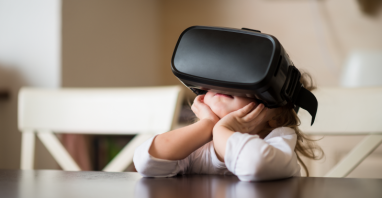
(0, 0, 61, 87)
(0, 0, 61, 169)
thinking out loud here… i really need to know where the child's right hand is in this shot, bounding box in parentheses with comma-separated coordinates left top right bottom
(214, 102, 267, 135)
(191, 95, 220, 125)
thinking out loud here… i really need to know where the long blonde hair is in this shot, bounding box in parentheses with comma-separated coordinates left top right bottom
(272, 72, 324, 176)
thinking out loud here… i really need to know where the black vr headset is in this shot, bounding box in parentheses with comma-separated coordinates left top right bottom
(171, 26, 318, 125)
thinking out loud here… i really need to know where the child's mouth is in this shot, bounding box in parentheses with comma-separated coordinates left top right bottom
(215, 93, 234, 98)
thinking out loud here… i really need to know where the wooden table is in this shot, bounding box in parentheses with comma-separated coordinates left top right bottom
(0, 170, 381, 198)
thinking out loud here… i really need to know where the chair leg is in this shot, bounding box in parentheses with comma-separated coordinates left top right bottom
(20, 131, 35, 170)
(37, 131, 81, 171)
(103, 134, 154, 172)
(325, 134, 382, 177)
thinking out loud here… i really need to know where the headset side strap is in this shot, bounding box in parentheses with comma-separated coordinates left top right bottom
(295, 87, 318, 125)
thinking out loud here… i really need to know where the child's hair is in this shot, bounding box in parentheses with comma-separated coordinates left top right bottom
(272, 72, 324, 176)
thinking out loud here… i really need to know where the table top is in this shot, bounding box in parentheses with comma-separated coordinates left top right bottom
(1, 169, 381, 198)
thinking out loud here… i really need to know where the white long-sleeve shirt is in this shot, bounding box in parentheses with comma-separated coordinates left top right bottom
(133, 127, 301, 182)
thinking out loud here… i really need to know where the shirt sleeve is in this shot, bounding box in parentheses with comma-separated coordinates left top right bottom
(133, 135, 191, 177)
(224, 127, 301, 182)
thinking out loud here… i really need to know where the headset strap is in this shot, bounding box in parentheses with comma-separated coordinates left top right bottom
(294, 87, 318, 125)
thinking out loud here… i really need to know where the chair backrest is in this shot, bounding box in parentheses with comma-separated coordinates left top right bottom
(340, 50, 382, 87)
(298, 86, 382, 135)
(18, 86, 184, 134)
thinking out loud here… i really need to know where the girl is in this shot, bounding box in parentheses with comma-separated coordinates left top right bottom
(133, 73, 323, 181)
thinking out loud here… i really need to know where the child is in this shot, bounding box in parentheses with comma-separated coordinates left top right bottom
(133, 73, 323, 182)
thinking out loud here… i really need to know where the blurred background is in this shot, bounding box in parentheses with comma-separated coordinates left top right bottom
(0, 0, 381, 177)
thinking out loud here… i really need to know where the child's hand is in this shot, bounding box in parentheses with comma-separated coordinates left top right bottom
(215, 102, 267, 134)
(191, 95, 220, 125)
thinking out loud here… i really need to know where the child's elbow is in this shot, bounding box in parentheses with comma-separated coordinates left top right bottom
(133, 151, 158, 177)
(135, 166, 158, 177)
(133, 154, 153, 177)
(235, 161, 271, 182)
(133, 151, 179, 178)
(136, 165, 178, 178)
(134, 161, 166, 177)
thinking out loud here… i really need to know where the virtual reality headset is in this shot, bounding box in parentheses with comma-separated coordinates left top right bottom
(171, 26, 318, 125)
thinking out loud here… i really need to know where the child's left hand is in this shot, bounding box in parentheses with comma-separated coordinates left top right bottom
(214, 102, 268, 134)
(191, 95, 220, 125)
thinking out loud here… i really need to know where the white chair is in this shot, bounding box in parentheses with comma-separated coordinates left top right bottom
(298, 87, 382, 177)
(18, 86, 184, 172)
(340, 50, 382, 88)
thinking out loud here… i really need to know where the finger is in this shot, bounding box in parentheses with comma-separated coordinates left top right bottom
(193, 95, 202, 106)
(246, 104, 265, 119)
(194, 95, 201, 102)
(242, 103, 265, 122)
(235, 102, 256, 117)
(195, 95, 207, 104)
(192, 96, 201, 111)
(191, 103, 198, 114)
(192, 95, 210, 112)
(254, 107, 268, 123)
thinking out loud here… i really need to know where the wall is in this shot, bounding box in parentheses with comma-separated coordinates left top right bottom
(0, 0, 61, 169)
(62, 1, 162, 87)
